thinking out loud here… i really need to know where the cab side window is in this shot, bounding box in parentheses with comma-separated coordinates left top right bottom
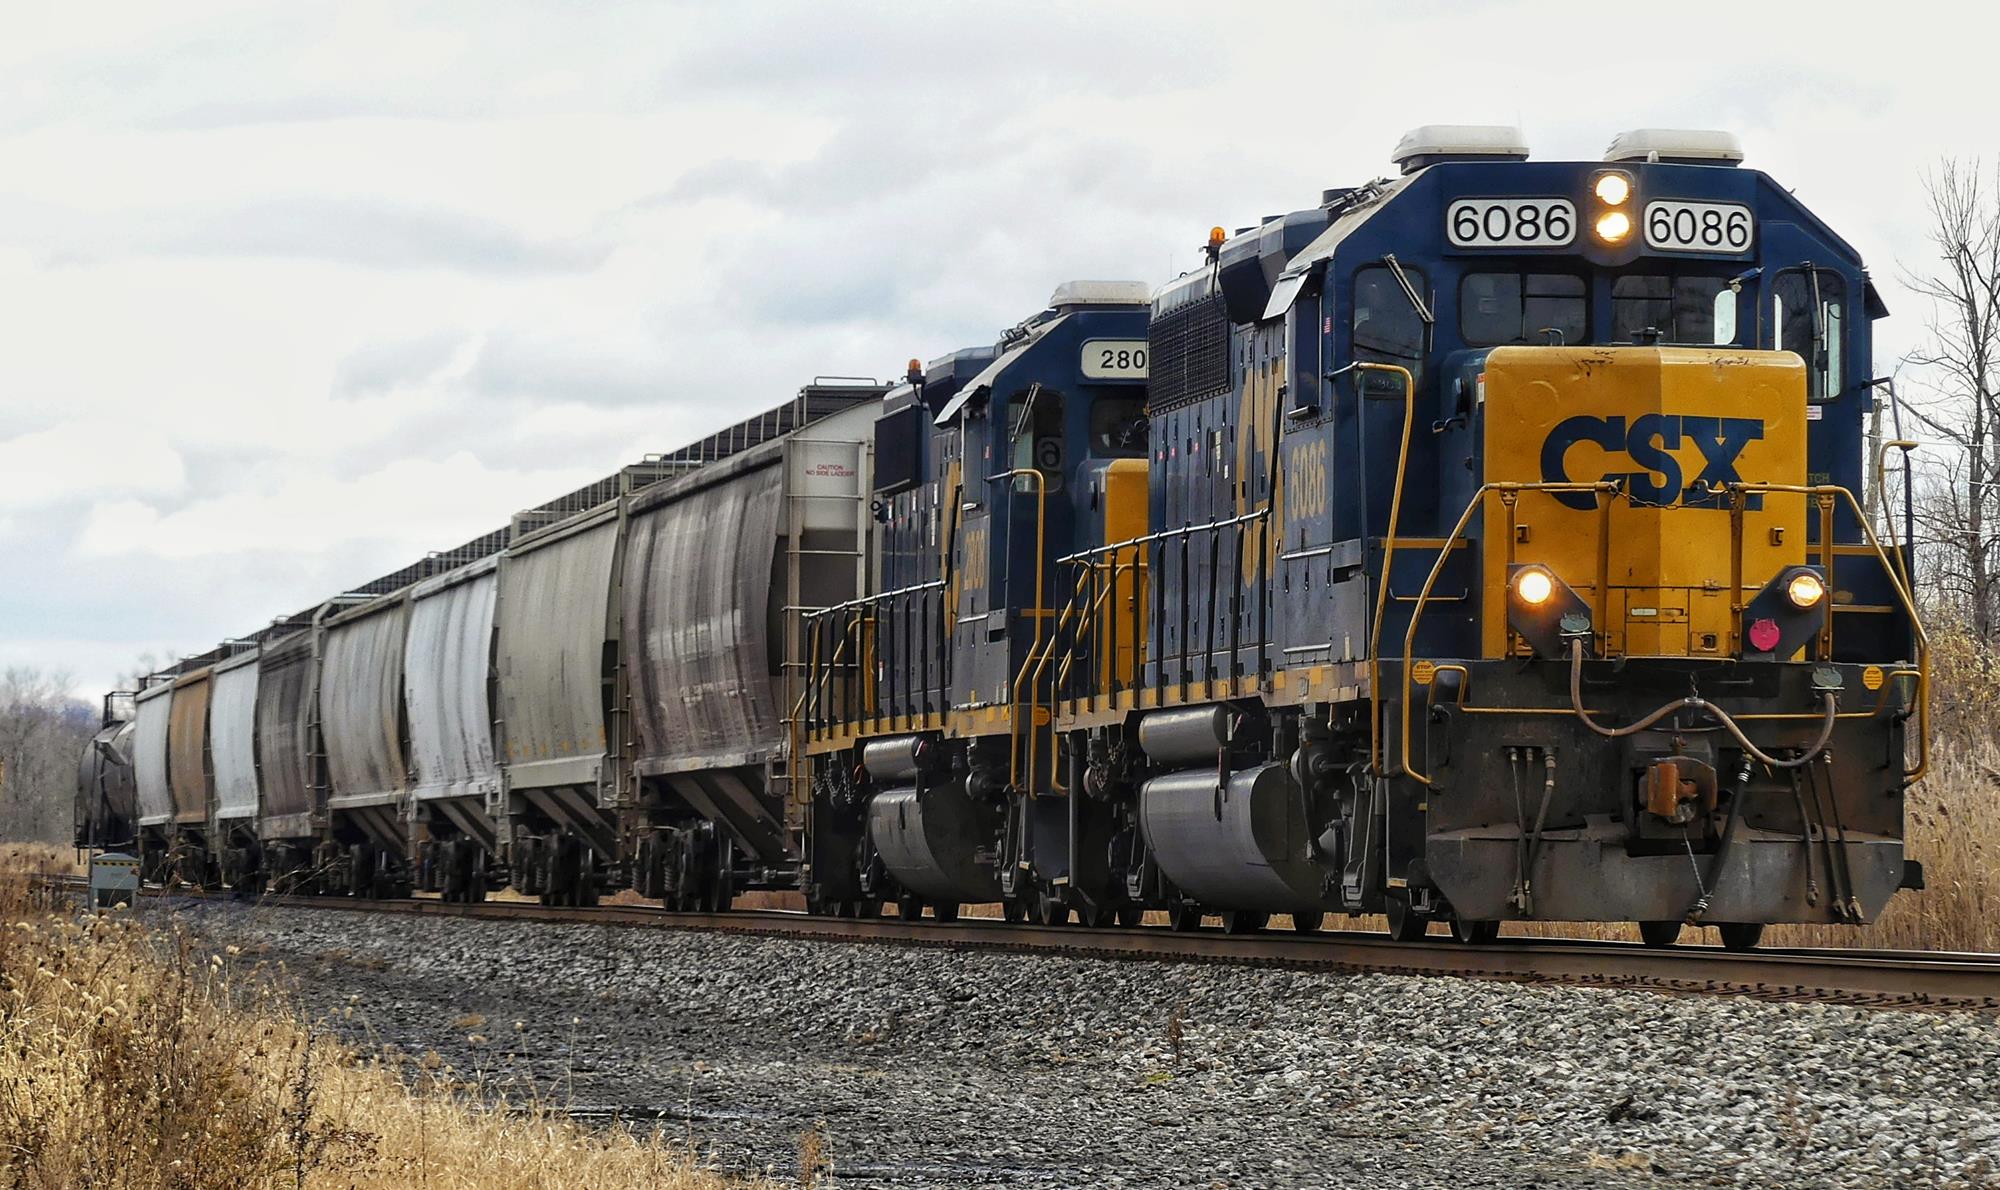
(1353, 264, 1427, 396)
(1772, 270, 1846, 402)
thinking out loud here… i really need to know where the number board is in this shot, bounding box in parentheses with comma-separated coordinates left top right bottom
(1447, 198, 1577, 249)
(1645, 200, 1754, 253)
(1082, 339, 1148, 380)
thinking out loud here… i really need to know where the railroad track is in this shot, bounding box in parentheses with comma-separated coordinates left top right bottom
(40, 875, 2000, 1012)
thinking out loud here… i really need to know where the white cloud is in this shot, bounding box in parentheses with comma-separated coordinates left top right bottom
(0, 421, 185, 511)
(2, 0, 1997, 696)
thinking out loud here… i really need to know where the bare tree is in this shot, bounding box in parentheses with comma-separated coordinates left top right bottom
(0, 667, 93, 845)
(1905, 159, 2000, 639)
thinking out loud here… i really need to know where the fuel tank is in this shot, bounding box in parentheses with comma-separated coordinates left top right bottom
(1138, 762, 1328, 912)
(866, 783, 1002, 903)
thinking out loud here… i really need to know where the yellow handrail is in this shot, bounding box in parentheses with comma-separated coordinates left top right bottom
(1397, 481, 1619, 784)
(1356, 362, 1417, 777)
(994, 468, 1049, 790)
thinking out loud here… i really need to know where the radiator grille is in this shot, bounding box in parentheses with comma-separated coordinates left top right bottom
(1147, 295, 1230, 411)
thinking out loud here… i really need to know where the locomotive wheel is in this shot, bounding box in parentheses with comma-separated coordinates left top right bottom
(932, 902, 960, 924)
(1450, 918, 1501, 945)
(1002, 899, 1028, 923)
(897, 893, 924, 922)
(1291, 911, 1324, 934)
(1221, 910, 1268, 935)
(1383, 892, 1429, 942)
(1075, 902, 1114, 928)
(1639, 920, 1683, 948)
(1115, 906, 1146, 928)
(1167, 902, 1202, 932)
(1717, 922, 1765, 952)
(1034, 892, 1070, 927)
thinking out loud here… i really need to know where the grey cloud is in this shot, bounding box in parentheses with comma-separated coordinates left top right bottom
(130, 198, 613, 275)
(333, 331, 467, 397)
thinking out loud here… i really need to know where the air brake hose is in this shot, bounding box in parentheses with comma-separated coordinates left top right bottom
(1566, 641, 1838, 770)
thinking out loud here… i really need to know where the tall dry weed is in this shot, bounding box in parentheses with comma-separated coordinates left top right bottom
(0, 860, 767, 1189)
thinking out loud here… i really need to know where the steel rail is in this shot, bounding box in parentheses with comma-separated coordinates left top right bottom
(41, 875, 2000, 1013)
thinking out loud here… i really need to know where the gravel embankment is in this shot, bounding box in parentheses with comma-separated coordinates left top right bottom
(176, 901, 2000, 1189)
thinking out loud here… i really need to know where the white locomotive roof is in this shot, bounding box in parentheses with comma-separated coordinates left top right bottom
(1604, 128, 1745, 165)
(1390, 124, 1529, 173)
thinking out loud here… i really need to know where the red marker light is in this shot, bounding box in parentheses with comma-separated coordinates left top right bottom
(1747, 618, 1781, 652)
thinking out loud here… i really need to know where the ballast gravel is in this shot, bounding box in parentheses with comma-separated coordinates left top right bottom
(179, 901, 1999, 1189)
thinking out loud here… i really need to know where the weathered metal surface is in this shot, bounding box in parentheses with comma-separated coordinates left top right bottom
(497, 514, 618, 792)
(321, 599, 410, 809)
(166, 668, 213, 826)
(405, 559, 500, 803)
(254, 630, 318, 834)
(624, 462, 785, 773)
(132, 684, 174, 827)
(1138, 763, 1326, 913)
(209, 652, 260, 823)
(867, 784, 1003, 903)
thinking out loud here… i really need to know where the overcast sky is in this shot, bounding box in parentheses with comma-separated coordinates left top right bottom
(3, 0, 1990, 698)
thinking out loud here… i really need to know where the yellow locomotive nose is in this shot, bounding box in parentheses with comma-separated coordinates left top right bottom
(1480, 345, 1808, 660)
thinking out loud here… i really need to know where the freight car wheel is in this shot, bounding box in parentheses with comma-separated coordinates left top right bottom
(1639, 921, 1683, 948)
(1002, 899, 1027, 923)
(1116, 907, 1146, 928)
(1221, 910, 1268, 935)
(1291, 911, 1324, 934)
(933, 902, 960, 924)
(1383, 892, 1430, 942)
(1449, 919, 1501, 945)
(1718, 923, 1765, 952)
(1034, 892, 1070, 927)
(1167, 903, 1202, 932)
(897, 893, 924, 922)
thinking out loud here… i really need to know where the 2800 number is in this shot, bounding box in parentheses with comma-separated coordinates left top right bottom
(1447, 198, 1576, 248)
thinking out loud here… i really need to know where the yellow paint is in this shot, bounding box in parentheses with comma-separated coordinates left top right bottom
(1094, 457, 1150, 690)
(1863, 664, 1886, 691)
(1480, 347, 1807, 658)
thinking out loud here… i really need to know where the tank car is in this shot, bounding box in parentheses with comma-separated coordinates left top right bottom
(75, 692, 137, 853)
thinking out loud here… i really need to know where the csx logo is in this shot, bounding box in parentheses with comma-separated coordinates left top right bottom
(1539, 413, 1764, 510)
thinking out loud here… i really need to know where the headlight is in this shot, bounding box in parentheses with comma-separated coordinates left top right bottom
(1514, 567, 1555, 606)
(1593, 172, 1631, 205)
(1786, 571, 1826, 608)
(1595, 211, 1632, 243)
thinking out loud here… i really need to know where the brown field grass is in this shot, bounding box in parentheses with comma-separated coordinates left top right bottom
(0, 861, 770, 1190)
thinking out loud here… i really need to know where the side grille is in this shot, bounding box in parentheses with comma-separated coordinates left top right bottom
(1148, 295, 1231, 412)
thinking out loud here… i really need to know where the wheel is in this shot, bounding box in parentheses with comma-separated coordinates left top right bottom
(1718, 922, 1765, 952)
(1221, 910, 1268, 935)
(932, 902, 960, 924)
(1075, 902, 1114, 928)
(897, 893, 924, 922)
(1450, 918, 1501, 945)
(1167, 902, 1203, 932)
(1639, 920, 1683, 948)
(1002, 899, 1027, 923)
(1384, 892, 1429, 942)
(1115, 906, 1146, 928)
(1034, 892, 1070, 926)
(1291, 911, 1324, 934)
(854, 898, 883, 919)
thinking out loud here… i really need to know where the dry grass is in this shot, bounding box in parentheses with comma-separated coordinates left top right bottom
(0, 862, 771, 1189)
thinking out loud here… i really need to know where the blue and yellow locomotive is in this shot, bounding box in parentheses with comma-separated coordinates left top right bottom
(802, 126, 1926, 947)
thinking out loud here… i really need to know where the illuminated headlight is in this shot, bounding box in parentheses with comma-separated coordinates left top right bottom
(1514, 566, 1555, 606)
(1786, 571, 1827, 609)
(1593, 172, 1632, 205)
(1595, 211, 1632, 243)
